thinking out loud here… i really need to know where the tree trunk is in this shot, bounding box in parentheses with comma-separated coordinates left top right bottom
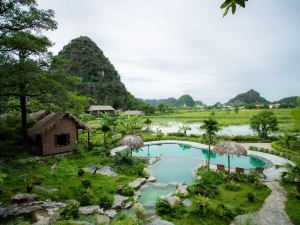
(208, 138, 211, 169)
(20, 93, 28, 144)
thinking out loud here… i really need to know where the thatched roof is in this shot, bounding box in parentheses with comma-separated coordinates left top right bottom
(28, 112, 89, 137)
(88, 105, 115, 112)
(122, 110, 144, 116)
(119, 135, 144, 148)
(212, 142, 247, 155)
(29, 110, 51, 121)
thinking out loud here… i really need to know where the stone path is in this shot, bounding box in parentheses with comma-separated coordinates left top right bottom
(231, 182, 293, 225)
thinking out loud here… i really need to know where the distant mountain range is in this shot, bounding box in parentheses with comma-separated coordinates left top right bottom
(142, 94, 203, 107)
(226, 89, 298, 106)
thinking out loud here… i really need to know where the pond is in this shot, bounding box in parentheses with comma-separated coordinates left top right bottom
(150, 122, 255, 136)
(133, 143, 266, 207)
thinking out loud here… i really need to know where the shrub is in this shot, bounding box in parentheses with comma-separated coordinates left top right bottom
(61, 199, 80, 219)
(80, 192, 92, 206)
(81, 179, 92, 189)
(253, 181, 265, 190)
(99, 193, 113, 210)
(191, 180, 219, 198)
(155, 198, 172, 215)
(197, 169, 223, 185)
(121, 185, 134, 196)
(192, 195, 211, 216)
(73, 144, 85, 156)
(225, 180, 241, 191)
(134, 204, 145, 219)
(247, 192, 255, 202)
(77, 168, 85, 177)
(216, 203, 234, 218)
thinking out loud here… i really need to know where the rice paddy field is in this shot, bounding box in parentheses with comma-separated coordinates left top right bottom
(146, 108, 295, 131)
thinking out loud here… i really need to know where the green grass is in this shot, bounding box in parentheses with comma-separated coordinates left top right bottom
(0, 152, 138, 204)
(283, 184, 300, 225)
(162, 182, 270, 225)
(146, 108, 295, 131)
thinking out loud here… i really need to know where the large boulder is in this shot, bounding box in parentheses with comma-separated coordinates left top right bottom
(11, 193, 37, 203)
(164, 195, 181, 207)
(104, 209, 118, 218)
(143, 168, 150, 178)
(96, 214, 110, 225)
(128, 178, 146, 189)
(79, 205, 103, 215)
(112, 195, 128, 209)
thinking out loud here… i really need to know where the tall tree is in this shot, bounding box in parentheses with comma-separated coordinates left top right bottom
(0, 1, 62, 143)
(250, 110, 278, 138)
(200, 117, 220, 169)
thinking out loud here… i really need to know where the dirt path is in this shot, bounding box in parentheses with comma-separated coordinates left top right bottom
(231, 182, 293, 225)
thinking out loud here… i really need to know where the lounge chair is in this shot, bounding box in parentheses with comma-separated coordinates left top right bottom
(255, 167, 266, 179)
(235, 167, 244, 174)
(217, 164, 225, 172)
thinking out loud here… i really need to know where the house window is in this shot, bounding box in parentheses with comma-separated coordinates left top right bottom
(54, 134, 70, 147)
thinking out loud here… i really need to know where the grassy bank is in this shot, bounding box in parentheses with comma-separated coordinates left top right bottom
(283, 184, 300, 225)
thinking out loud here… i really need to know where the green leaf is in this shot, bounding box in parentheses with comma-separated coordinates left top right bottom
(223, 6, 230, 17)
(231, 3, 236, 14)
(220, 0, 232, 9)
(235, 0, 246, 8)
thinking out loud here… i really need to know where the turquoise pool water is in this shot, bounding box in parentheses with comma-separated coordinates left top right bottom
(133, 143, 265, 185)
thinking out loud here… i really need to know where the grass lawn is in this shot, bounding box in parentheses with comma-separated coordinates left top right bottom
(0, 151, 139, 204)
(283, 184, 300, 225)
(162, 179, 271, 225)
(146, 108, 295, 130)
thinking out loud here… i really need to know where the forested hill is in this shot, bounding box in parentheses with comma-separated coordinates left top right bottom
(143, 94, 203, 107)
(58, 36, 138, 109)
(227, 89, 269, 105)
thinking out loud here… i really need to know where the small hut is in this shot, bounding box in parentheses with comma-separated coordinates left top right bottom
(122, 110, 144, 116)
(28, 112, 90, 156)
(212, 142, 247, 173)
(88, 105, 115, 114)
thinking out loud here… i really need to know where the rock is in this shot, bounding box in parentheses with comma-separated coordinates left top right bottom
(11, 193, 37, 203)
(133, 191, 142, 201)
(104, 209, 118, 218)
(96, 214, 110, 225)
(84, 165, 117, 177)
(182, 199, 192, 207)
(164, 195, 181, 207)
(34, 186, 58, 193)
(32, 214, 50, 225)
(176, 184, 188, 196)
(143, 168, 150, 178)
(129, 178, 146, 189)
(79, 205, 103, 215)
(68, 221, 92, 225)
(124, 201, 133, 209)
(145, 218, 174, 225)
(148, 176, 156, 182)
(148, 156, 161, 165)
(112, 195, 128, 209)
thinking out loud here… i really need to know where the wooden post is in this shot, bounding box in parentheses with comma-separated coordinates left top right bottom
(228, 154, 231, 173)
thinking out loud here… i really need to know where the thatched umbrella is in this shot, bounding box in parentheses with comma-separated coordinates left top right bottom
(119, 135, 144, 156)
(212, 142, 247, 173)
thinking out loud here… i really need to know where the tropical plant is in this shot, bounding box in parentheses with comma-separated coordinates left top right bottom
(191, 180, 219, 198)
(200, 117, 220, 169)
(281, 163, 300, 192)
(156, 198, 172, 215)
(98, 193, 113, 210)
(192, 195, 211, 215)
(220, 0, 248, 17)
(179, 125, 191, 136)
(61, 199, 80, 219)
(144, 118, 152, 131)
(250, 110, 278, 138)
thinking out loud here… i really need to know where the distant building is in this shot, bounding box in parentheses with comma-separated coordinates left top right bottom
(88, 105, 115, 114)
(28, 112, 89, 156)
(122, 110, 144, 116)
(269, 104, 280, 109)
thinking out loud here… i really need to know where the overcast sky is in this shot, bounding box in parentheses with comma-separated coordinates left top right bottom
(38, 0, 300, 104)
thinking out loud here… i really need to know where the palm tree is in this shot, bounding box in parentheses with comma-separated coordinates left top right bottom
(200, 117, 220, 169)
(100, 124, 111, 148)
(179, 125, 191, 136)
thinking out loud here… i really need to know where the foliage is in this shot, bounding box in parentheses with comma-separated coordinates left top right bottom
(121, 185, 134, 196)
(250, 110, 278, 138)
(197, 169, 224, 185)
(77, 169, 85, 177)
(177, 94, 195, 107)
(192, 195, 211, 215)
(81, 179, 92, 189)
(73, 144, 85, 156)
(247, 192, 255, 202)
(134, 205, 145, 219)
(61, 200, 80, 219)
(291, 96, 300, 131)
(215, 203, 234, 218)
(98, 193, 113, 210)
(80, 188, 94, 206)
(281, 163, 300, 190)
(191, 180, 219, 198)
(111, 213, 142, 225)
(283, 184, 300, 225)
(155, 198, 172, 215)
(179, 125, 191, 136)
(225, 180, 241, 191)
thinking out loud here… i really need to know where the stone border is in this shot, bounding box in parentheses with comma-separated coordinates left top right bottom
(111, 140, 293, 181)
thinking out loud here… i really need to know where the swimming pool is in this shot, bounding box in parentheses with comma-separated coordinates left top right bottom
(133, 143, 266, 184)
